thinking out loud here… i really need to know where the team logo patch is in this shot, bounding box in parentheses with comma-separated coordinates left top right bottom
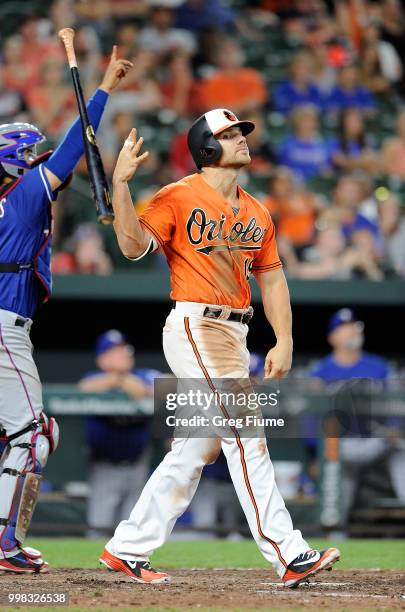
(223, 110, 237, 122)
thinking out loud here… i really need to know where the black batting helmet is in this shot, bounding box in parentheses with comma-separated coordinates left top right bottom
(187, 108, 255, 169)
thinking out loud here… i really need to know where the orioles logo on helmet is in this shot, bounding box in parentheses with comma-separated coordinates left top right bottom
(223, 110, 237, 122)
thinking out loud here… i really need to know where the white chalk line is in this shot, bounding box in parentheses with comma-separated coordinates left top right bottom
(259, 582, 352, 587)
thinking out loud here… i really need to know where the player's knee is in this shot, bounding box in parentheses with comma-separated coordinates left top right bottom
(4, 413, 59, 474)
(201, 439, 222, 465)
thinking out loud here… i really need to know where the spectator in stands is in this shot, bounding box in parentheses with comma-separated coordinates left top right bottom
(277, 105, 333, 181)
(175, 0, 236, 33)
(26, 58, 75, 138)
(18, 14, 64, 71)
(104, 48, 162, 117)
(321, 174, 382, 249)
(47, 0, 76, 35)
(159, 51, 193, 116)
(74, 0, 115, 42)
(380, 0, 405, 74)
(350, 228, 384, 280)
(279, 223, 383, 280)
(355, 174, 399, 239)
(325, 65, 375, 115)
(116, 22, 139, 59)
(359, 22, 403, 95)
(192, 38, 267, 115)
(309, 308, 405, 527)
(109, 0, 149, 19)
(381, 109, 405, 180)
(78, 330, 158, 537)
(0, 69, 27, 123)
(279, 0, 329, 46)
(139, 4, 197, 57)
(52, 223, 113, 275)
(330, 108, 379, 175)
(264, 167, 319, 251)
(309, 43, 337, 97)
(273, 51, 323, 115)
(334, 0, 365, 54)
(1, 36, 39, 98)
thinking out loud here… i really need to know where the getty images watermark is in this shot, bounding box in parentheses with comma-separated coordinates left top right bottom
(151, 377, 405, 440)
(165, 389, 285, 430)
(153, 378, 286, 438)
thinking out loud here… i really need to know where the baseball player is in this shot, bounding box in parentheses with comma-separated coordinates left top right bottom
(0, 48, 132, 573)
(99, 109, 340, 587)
(310, 308, 405, 525)
(79, 330, 159, 538)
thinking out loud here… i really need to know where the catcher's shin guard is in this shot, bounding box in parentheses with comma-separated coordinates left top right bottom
(0, 415, 59, 553)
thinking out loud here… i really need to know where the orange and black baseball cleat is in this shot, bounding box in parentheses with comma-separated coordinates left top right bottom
(99, 548, 171, 584)
(282, 547, 340, 588)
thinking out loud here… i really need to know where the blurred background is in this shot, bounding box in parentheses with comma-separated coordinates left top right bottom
(2, 0, 405, 540)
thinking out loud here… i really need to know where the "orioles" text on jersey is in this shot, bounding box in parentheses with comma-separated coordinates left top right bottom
(140, 173, 282, 309)
(186, 208, 266, 254)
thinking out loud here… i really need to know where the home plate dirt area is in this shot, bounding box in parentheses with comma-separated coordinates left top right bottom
(1, 568, 405, 609)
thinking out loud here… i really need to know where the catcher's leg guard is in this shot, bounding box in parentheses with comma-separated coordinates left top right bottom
(0, 415, 59, 555)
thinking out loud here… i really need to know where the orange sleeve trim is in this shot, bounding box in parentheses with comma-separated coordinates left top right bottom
(139, 218, 164, 248)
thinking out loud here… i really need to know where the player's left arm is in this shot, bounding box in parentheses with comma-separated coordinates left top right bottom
(254, 268, 293, 379)
(43, 47, 133, 191)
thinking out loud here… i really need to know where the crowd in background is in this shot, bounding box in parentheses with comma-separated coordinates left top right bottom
(2, 0, 405, 278)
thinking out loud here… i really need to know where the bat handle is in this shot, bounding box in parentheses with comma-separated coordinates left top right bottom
(58, 28, 77, 68)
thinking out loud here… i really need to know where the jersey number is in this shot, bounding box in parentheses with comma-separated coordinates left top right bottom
(0, 198, 5, 219)
(244, 257, 253, 280)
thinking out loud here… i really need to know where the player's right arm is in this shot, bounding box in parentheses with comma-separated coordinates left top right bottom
(112, 128, 155, 259)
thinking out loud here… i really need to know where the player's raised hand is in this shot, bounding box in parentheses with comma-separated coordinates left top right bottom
(112, 128, 149, 184)
(100, 46, 133, 94)
(264, 341, 292, 379)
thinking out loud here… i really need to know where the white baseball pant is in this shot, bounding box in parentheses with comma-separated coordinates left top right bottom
(106, 302, 309, 578)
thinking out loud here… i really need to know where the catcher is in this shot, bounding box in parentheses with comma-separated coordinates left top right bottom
(0, 48, 132, 573)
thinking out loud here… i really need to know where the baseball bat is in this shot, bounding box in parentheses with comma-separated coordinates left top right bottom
(58, 28, 114, 224)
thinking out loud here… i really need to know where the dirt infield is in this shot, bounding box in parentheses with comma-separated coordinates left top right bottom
(1, 568, 405, 610)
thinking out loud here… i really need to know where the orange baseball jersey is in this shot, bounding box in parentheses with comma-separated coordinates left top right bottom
(139, 173, 282, 309)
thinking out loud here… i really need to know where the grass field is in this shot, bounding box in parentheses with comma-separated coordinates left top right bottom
(24, 537, 405, 570)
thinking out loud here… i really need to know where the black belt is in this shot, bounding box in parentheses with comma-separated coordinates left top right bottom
(0, 261, 37, 273)
(172, 301, 254, 324)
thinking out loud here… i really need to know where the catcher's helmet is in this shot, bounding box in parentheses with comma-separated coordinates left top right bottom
(187, 108, 255, 169)
(0, 122, 46, 178)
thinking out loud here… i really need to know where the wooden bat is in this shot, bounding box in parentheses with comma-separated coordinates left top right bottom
(58, 27, 114, 224)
